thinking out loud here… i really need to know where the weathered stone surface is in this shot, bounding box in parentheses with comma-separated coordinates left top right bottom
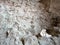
(0, 0, 60, 45)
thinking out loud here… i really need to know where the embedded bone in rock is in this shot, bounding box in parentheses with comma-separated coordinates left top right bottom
(0, 0, 60, 45)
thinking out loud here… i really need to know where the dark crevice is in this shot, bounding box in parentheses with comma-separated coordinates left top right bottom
(38, 40, 41, 45)
(51, 17, 58, 26)
(51, 16, 60, 27)
(46, 28, 60, 37)
(21, 38, 25, 45)
(6, 31, 9, 38)
(50, 38, 56, 45)
(35, 33, 41, 38)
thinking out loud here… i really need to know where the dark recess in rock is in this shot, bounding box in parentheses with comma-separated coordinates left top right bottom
(35, 33, 41, 38)
(6, 31, 9, 38)
(21, 38, 25, 45)
(46, 28, 60, 37)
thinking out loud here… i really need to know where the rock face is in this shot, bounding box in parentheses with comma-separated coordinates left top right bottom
(0, 0, 60, 45)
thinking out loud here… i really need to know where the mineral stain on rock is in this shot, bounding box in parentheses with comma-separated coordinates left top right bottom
(39, 0, 51, 12)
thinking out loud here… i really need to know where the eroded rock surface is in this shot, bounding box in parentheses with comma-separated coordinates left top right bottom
(0, 0, 60, 45)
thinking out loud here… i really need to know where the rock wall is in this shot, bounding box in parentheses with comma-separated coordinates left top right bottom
(0, 0, 60, 45)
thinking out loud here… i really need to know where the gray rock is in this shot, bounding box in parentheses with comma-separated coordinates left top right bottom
(0, 0, 60, 45)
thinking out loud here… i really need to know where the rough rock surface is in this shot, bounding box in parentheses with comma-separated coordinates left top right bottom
(0, 0, 60, 45)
